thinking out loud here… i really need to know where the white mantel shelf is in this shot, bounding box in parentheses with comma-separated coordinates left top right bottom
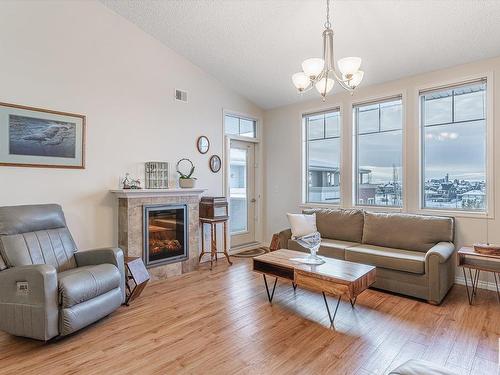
(110, 188, 207, 198)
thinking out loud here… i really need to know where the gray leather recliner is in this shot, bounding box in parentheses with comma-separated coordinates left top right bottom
(0, 204, 125, 341)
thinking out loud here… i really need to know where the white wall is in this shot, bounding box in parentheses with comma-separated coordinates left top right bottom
(264, 56, 500, 287)
(0, 1, 262, 250)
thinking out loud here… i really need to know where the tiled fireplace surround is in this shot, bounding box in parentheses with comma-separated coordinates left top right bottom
(112, 189, 205, 281)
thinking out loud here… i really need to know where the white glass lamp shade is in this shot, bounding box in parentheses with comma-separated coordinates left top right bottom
(292, 72, 310, 92)
(347, 70, 364, 88)
(301, 58, 325, 79)
(315, 76, 334, 95)
(338, 57, 362, 77)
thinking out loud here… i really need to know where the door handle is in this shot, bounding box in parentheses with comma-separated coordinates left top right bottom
(250, 198, 256, 203)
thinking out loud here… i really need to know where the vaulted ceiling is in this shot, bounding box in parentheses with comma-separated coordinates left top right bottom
(102, 0, 500, 109)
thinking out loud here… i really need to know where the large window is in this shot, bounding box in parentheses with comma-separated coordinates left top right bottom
(420, 80, 487, 211)
(225, 114, 256, 138)
(304, 109, 341, 203)
(354, 97, 403, 207)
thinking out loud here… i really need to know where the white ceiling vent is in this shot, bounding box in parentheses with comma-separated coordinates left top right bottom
(175, 89, 188, 103)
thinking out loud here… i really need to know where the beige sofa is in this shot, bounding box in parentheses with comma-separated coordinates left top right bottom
(278, 209, 455, 305)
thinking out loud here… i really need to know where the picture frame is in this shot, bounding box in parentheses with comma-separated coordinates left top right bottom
(0, 102, 86, 169)
(196, 136, 210, 154)
(209, 155, 222, 173)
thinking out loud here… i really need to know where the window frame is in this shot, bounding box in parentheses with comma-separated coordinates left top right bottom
(302, 107, 342, 205)
(224, 113, 259, 140)
(353, 95, 404, 209)
(417, 75, 494, 218)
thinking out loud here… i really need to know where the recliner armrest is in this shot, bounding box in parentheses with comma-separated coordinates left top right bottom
(74, 247, 126, 304)
(425, 242, 455, 264)
(0, 264, 59, 340)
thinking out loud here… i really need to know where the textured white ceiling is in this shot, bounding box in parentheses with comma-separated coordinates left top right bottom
(101, 0, 500, 109)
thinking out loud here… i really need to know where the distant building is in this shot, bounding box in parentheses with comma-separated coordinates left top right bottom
(358, 168, 376, 205)
(461, 190, 485, 209)
(424, 173, 486, 209)
(308, 165, 340, 202)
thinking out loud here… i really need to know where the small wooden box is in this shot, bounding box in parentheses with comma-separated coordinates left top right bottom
(200, 196, 229, 219)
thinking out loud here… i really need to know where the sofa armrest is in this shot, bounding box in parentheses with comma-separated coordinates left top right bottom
(0, 264, 59, 340)
(425, 242, 455, 264)
(74, 247, 126, 304)
(278, 229, 292, 249)
(425, 242, 456, 305)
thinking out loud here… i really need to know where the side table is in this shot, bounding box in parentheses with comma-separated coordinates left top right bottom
(124, 256, 150, 305)
(199, 217, 232, 270)
(457, 246, 500, 304)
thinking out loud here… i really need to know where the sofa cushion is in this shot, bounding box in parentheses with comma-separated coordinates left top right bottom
(58, 264, 121, 308)
(362, 212, 454, 252)
(345, 244, 426, 274)
(302, 208, 364, 243)
(288, 238, 358, 259)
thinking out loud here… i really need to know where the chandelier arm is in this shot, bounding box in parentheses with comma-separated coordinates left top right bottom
(299, 82, 315, 93)
(332, 70, 355, 92)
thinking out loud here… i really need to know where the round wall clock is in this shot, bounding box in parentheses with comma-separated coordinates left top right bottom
(196, 136, 210, 154)
(209, 155, 222, 173)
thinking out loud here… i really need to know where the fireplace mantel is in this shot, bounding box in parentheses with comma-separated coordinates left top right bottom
(110, 188, 206, 198)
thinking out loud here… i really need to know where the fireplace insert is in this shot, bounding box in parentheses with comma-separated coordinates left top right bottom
(143, 204, 188, 268)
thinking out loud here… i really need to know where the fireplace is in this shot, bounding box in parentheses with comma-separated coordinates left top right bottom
(143, 204, 188, 268)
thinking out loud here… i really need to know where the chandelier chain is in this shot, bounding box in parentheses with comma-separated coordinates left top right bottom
(325, 0, 331, 29)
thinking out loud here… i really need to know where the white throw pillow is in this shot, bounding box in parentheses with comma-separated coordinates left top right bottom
(287, 213, 317, 239)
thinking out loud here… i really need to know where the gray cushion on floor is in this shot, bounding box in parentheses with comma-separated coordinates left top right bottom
(389, 359, 458, 375)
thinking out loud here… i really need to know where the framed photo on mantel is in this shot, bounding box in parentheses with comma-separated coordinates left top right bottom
(0, 102, 86, 169)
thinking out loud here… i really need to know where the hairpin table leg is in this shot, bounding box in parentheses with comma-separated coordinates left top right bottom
(349, 297, 357, 308)
(494, 272, 500, 303)
(463, 268, 473, 305)
(322, 292, 342, 328)
(263, 274, 277, 303)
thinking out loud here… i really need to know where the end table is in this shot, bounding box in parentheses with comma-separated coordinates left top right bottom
(124, 256, 150, 305)
(199, 217, 232, 270)
(457, 246, 500, 304)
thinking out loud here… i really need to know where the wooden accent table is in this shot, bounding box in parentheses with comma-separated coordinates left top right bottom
(253, 249, 376, 327)
(124, 257, 150, 305)
(457, 246, 500, 304)
(199, 216, 232, 270)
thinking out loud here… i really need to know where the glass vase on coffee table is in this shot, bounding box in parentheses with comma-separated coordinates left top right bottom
(291, 231, 325, 265)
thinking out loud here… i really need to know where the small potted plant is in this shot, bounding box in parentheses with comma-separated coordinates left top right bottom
(177, 158, 197, 188)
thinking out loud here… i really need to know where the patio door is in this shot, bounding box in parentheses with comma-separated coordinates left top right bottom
(229, 139, 256, 248)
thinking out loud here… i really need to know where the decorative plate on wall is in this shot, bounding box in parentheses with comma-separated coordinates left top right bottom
(196, 136, 210, 154)
(209, 155, 221, 173)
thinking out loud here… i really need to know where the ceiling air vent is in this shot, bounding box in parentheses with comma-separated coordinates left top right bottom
(175, 89, 188, 103)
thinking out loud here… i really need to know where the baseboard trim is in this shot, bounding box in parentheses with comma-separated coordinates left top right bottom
(229, 242, 265, 255)
(454, 275, 499, 292)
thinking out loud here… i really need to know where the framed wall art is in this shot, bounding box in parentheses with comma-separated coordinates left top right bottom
(0, 102, 86, 169)
(196, 136, 210, 154)
(209, 155, 221, 173)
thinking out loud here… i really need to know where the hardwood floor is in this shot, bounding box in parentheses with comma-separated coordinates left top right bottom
(0, 258, 499, 375)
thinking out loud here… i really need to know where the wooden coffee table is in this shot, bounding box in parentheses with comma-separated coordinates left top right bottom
(253, 249, 376, 327)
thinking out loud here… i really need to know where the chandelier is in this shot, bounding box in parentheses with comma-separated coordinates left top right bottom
(292, 0, 364, 100)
